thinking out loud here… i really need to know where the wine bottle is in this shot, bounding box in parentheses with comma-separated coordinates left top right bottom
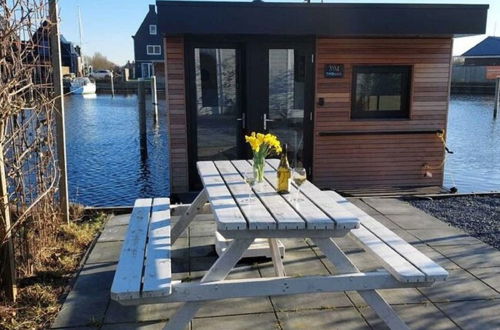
(277, 144, 291, 194)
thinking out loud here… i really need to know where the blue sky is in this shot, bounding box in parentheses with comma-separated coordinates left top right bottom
(59, 0, 498, 65)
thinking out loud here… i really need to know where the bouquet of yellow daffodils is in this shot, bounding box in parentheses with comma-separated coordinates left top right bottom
(245, 132, 282, 183)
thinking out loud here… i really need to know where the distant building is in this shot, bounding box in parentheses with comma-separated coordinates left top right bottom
(132, 4, 164, 79)
(462, 36, 500, 66)
(451, 37, 500, 93)
(60, 35, 82, 75)
(33, 21, 81, 75)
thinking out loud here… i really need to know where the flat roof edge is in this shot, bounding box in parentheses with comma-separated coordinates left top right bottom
(156, 1, 489, 10)
(156, 1, 488, 37)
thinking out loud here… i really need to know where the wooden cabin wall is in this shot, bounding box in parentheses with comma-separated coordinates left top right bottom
(314, 38, 452, 190)
(164, 36, 189, 193)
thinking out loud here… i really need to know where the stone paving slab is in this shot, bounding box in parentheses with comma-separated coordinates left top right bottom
(105, 214, 130, 227)
(52, 262, 117, 328)
(384, 213, 454, 230)
(277, 308, 370, 330)
(365, 213, 402, 230)
(104, 301, 182, 324)
(192, 313, 279, 330)
(467, 267, 500, 292)
(98, 224, 128, 242)
(347, 288, 429, 306)
(407, 228, 484, 246)
(85, 241, 124, 264)
(413, 245, 461, 271)
(431, 244, 500, 269)
(52, 197, 500, 330)
(271, 292, 353, 311)
(418, 268, 500, 302)
(359, 303, 459, 330)
(101, 322, 165, 330)
(362, 198, 417, 215)
(436, 300, 500, 329)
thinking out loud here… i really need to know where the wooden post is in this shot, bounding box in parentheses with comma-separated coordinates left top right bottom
(151, 75, 158, 122)
(494, 77, 499, 119)
(110, 71, 115, 97)
(49, 0, 70, 224)
(138, 79, 147, 160)
(0, 123, 17, 302)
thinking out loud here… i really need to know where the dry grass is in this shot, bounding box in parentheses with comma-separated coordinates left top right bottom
(0, 213, 107, 330)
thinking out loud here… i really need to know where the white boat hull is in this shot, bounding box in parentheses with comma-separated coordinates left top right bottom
(70, 83, 96, 95)
(70, 77, 96, 95)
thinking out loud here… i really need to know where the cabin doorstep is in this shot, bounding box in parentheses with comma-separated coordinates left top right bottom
(156, 1, 488, 197)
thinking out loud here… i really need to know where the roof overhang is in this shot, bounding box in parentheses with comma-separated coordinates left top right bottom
(156, 1, 488, 37)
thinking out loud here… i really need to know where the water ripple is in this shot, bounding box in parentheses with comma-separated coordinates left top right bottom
(65, 94, 169, 207)
(445, 95, 500, 193)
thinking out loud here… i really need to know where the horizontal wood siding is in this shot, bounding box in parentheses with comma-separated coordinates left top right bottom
(314, 38, 452, 190)
(165, 36, 189, 193)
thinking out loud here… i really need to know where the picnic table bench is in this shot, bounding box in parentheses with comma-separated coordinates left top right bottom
(111, 159, 448, 330)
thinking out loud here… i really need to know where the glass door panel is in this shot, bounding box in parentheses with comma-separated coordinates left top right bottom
(194, 48, 240, 161)
(267, 48, 306, 167)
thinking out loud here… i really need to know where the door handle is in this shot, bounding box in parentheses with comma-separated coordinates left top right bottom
(263, 113, 274, 130)
(236, 113, 246, 128)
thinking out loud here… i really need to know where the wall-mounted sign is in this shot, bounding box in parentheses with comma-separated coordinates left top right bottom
(324, 64, 344, 78)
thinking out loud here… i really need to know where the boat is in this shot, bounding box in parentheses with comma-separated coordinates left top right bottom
(70, 77, 96, 94)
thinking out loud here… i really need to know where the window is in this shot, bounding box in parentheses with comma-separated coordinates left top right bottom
(149, 24, 157, 35)
(351, 65, 411, 119)
(146, 45, 161, 55)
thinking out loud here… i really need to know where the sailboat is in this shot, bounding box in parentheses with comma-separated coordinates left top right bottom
(70, 77, 96, 94)
(70, 7, 96, 95)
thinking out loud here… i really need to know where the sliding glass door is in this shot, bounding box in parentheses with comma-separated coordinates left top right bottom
(266, 48, 309, 167)
(187, 38, 314, 189)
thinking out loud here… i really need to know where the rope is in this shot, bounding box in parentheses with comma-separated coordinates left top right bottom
(422, 129, 457, 192)
(423, 129, 450, 171)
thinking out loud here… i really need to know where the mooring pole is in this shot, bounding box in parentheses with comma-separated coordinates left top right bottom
(49, 0, 70, 224)
(138, 79, 147, 160)
(494, 77, 499, 119)
(110, 71, 115, 97)
(0, 122, 17, 302)
(151, 75, 158, 122)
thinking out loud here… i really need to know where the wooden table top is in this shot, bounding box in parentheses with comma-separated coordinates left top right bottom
(197, 159, 360, 238)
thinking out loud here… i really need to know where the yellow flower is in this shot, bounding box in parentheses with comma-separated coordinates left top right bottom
(245, 131, 281, 155)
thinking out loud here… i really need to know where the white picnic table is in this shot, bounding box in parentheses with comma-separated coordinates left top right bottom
(110, 159, 448, 330)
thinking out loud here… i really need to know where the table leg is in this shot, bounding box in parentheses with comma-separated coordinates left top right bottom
(171, 188, 208, 244)
(268, 238, 285, 277)
(313, 238, 410, 330)
(164, 238, 254, 330)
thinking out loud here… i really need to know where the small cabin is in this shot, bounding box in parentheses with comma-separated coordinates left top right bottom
(156, 1, 488, 197)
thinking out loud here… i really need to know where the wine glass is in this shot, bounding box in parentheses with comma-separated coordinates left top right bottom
(292, 167, 307, 203)
(244, 168, 256, 204)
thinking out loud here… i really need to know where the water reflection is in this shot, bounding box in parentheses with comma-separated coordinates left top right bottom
(63, 93, 499, 207)
(446, 95, 500, 192)
(65, 94, 169, 206)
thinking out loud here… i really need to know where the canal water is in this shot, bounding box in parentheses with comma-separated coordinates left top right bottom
(65, 94, 169, 206)
(65, 94, 499, 207)
(444, 95, 500, 193)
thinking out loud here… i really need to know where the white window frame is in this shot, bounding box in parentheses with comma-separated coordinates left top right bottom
(149, 24, 157, 35)
(141, 63, 153, 78)
(146, 45, 161, 56)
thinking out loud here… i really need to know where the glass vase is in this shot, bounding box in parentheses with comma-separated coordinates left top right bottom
(253, 155, 265, 183)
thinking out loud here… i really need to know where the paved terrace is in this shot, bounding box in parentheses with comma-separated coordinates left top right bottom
(52, 197, 500, 329)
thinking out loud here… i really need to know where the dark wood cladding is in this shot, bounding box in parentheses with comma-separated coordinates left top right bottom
(165, 36, 189, 193)
(313, 38, 452, 190)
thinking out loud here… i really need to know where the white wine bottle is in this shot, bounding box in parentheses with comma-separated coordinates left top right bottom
(277, 144, 291, 194)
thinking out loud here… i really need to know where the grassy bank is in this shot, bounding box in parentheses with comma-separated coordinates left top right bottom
(0, 214, 107, 329)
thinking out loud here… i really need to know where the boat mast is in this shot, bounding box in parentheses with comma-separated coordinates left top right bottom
(78, 6, 85, 75)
